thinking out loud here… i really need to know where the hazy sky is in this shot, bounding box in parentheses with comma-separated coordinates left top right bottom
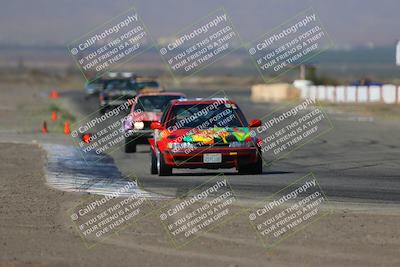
(0, 0, 398, 47)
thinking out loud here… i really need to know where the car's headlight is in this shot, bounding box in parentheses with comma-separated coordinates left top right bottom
(229, 141, 253, 148)
(167, 142, 197, 150)
(133, 121, 144, 130)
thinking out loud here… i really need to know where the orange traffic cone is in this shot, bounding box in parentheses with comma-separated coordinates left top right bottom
(49, 90, 60, 99)
(51, 111, 57, 121)
(64, 121, 71, 135)
(41, 121, 48, 134)
(82, 133, 92, 143)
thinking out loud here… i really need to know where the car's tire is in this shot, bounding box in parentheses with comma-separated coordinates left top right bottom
(251, 153, 263, 174)
(157, 152, 172, 176)
(238, 165, 249, 174)
(150, 149, 158, 174)
(125, 137, 137, 153)
(99, 106, 107, 115)
(238, 151, 263, 175)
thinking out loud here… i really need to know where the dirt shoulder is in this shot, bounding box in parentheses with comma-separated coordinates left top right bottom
(320, 102, 400, 121)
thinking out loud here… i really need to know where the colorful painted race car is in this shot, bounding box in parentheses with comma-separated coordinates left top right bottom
(123, 92, 186, 153)
(148, 98, 263, 176)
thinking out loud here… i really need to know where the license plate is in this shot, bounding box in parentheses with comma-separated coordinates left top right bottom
(203, 153, 222, 163)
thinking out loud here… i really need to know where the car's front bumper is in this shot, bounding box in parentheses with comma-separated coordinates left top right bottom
(101, 100, 128, 107)
(162, 147, 259, 169)
(125, 129, 153, 143)
(100, 96, 135, 107)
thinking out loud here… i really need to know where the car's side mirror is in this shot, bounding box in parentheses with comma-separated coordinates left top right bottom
(249, 119, 261, 128)
(150, 121, 164, 130)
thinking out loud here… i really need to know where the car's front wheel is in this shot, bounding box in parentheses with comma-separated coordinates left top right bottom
(124, 137, 137, 153)
(150, 149, 158, 174)
(157, 152, 172, 176)
(99, 106, 107, 115)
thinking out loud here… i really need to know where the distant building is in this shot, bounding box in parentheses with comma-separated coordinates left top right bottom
(396, 40, 400, 66)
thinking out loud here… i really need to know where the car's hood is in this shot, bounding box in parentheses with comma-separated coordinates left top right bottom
(164, 127, 252, 144)
(138, 87, 164, 94)
(106, 90, 136, 96)
(132, 111, 162, 122)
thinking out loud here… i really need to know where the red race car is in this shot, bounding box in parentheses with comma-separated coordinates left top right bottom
(123, 92, 186, 152)
(149, 98, 263, 176)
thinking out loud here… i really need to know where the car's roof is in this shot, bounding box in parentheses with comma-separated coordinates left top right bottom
(103, 78, 133, 82)
(135, 78, 159, 82)
(170, 98, 236, 105)
(136, 92, 186, 97)
(106, 72, 136, 78)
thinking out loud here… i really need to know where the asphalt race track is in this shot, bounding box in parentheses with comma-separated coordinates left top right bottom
(64, 89, 400, 204)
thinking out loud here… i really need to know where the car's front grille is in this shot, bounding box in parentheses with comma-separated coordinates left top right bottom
(143, 121, 152, 129)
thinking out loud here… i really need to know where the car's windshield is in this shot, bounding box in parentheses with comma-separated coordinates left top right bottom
(134, 95, 183, 112)
(165, 103, 247, 129)
(135, 81, 159, 90)
(105, 79, 135, 91)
